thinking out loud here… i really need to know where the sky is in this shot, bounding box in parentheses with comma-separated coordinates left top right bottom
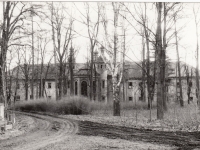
(1, 2, 200, 69)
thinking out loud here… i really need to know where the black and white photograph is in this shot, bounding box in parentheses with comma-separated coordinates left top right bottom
(1, 1, 200, 149)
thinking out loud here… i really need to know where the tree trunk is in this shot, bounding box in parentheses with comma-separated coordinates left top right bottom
(113, 76, 120, 116)
(162, 3, 167, 111)
(174, 16, 184, 107)
(58, 62, 63, 99)
(31, 9, 34, 100)
(90, 45, 94, 101)
(156, 2, 164, 120)
(112, 3, 121, 116)
(69, 46, 74, 96)
(142, 29, 146, 102)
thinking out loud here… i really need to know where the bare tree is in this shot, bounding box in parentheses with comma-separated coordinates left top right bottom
(37, 34, 51, 98)
(156, 2, 164, 119)
(99, 2, 123, 116)
(50, 2, 73, 99)
(85, 3, 101, 101)
(0, 2, 41, 107)
(193, 5, 200, 106)
(174, 13, 184, 107)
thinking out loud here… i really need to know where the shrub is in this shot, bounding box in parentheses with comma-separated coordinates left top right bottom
(12, 96, 92, 115)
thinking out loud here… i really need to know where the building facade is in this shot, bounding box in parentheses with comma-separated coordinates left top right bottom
(9, 53, 199, 104)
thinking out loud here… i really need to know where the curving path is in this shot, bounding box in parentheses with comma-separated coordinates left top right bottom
(0, 112, 78, 150)
(2, 112, 200, 150)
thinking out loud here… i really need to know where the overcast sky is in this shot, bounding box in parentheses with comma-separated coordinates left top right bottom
(1, 2, 200, 69)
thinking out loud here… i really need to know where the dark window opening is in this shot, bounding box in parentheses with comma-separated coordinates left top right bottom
(177, 82, 180, 87)
(81, 81, 87, 96)
(75, 81, 78, 95)
(101, 65, 103, 68)
(30, 95, 33, 99)
(190, 97, 193, 101)
(102, 96, 105, 101)
(128, 82, 133, 89)
(128, 97, 133, 101)
(48, 96, 51, 99)
(48, 83, 51, 89)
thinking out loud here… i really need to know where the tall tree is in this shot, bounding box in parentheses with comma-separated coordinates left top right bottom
(50, 2, 73, 99)
(156, 2, 164, 119)
(193, 5, 200, 106)
(0, 2, 39, 106)
(174, 14, 184, 107)
(100, 2, 123, 116)
(85, 3, 100, 101)
(69, 43, 74, 96)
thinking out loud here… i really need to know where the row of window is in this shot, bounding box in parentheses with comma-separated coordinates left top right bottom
(15, 81, 194, 91)
(128, 81, 193, 89)
(14, 95, 52, 101)
(97, 64, 106, 69)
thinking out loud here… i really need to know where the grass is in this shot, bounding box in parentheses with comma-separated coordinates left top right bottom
(12, 97, 156, 115)
(89, 100, 200, 131)
(11, 96, 200, 131)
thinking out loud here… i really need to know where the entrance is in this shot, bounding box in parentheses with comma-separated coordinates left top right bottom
(81, 81, 87, 96)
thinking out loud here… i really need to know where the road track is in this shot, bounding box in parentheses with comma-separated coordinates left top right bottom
(0, 112, 78, 150)
(1, 112, 200, 150)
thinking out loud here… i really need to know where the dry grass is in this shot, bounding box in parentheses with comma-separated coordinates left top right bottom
(11, 97, 200, 131)
(87, 101, 200, 131)
(12, 96, 92, 115)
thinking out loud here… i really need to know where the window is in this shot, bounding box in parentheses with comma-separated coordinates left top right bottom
(128, 82, 133, 89)
(190, 97, 193, 101)
(102, 96, 105, 101)
(30, 95, 33, 99)
(48, 96, 51, 99)
(101, 65, 103, 69)
(128, 97, 133, 101)
(75, 81, 78, 95)
(177, 82, 180, 87)
(48, 83, 51, 89)
(102, 80, 105, 88)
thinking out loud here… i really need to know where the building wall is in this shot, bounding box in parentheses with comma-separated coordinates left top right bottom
(168, 78, 197, 103)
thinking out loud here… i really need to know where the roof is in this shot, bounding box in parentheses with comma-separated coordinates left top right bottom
(8, 60, 197, 81)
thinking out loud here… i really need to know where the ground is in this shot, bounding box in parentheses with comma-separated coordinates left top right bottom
(0, 113, 177, 150)
(1, 111, 200, 150)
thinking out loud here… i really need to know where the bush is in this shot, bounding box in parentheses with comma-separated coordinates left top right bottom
(13, 96, 92, 115)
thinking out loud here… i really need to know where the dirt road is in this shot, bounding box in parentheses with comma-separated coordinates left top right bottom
(78, 120, 200, 150)
(0, 112, 78, 150)
(2, 112, 200, 150)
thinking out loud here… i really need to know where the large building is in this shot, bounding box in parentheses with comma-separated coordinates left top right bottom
(8, 51, 199, 104)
